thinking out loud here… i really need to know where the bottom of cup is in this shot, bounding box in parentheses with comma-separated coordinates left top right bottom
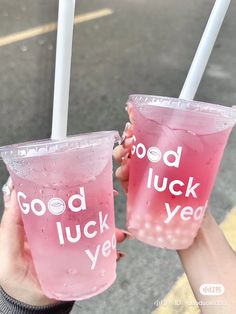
(42, 273, 117, 301)
(129, 227, 196, 250)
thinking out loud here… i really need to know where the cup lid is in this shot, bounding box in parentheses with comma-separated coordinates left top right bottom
(0, 130, 120, 159)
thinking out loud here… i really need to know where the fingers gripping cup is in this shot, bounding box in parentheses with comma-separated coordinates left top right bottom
(0, 131, 119, 300)
(126, 95, 236, 250)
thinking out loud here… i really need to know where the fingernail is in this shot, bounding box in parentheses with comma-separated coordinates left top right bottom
(122, 122, 132, 136)
(123, 137, 133, 148)
(113, 189, 119, 197)
(119, 229, 134, 240)
(6, 177, 13, 189)
(2, 177, 13, 203)
(116, 251, 126, 261)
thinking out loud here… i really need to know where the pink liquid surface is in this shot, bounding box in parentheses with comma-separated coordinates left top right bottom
(8, 145, 116, 300)
(127, 103, 232, 249)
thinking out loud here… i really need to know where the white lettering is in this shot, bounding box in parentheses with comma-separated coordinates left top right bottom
(85, 245, 100, 270)
(31, 199, 46, 216)
(65, 225, 81, 243)
(164, 203, 181, 223)
(181, 206, 193, 221)
(185, 177, 200, 198)
(169, 180, 184, 195)
(163, 147, 182, 168)
(99, 211, 109, 233)
(17, 191, 30, 214)
(56, 222, 65, 245)
(84, 221, 97, 238)
(68, 187, 87, 212)
(102, 240, 111, 257)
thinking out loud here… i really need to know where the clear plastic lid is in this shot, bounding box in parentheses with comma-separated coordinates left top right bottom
(0, 130, 120, 159)
(127, 95, 236, 133)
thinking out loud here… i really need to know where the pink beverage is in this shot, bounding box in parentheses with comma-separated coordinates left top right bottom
(0, 131, 119, 300)
(127, 95, 236, 250)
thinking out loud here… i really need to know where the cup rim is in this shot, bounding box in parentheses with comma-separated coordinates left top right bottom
(127, 94, 236, 121)
(0, 130, 120, 159)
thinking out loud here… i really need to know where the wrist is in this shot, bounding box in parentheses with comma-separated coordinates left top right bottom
(0, 282, 59, 307)
(0, 286, 74, 313)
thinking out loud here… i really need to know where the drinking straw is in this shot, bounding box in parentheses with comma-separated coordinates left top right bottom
(51, 0, 76, 140)
(179, 0, 231, 100)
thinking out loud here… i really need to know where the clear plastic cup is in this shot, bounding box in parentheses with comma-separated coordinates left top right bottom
(126, 95, 236, 250)
(0, 131, 120, 300)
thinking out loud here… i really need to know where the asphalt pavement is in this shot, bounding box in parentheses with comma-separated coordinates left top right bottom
(0, 1, 236, 313)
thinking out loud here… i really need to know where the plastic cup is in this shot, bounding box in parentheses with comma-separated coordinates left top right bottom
(0, 131, 120, 300)
(126, 95, 236, 250)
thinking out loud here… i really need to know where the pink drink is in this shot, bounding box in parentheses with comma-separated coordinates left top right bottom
(127, 95, 236, 250)
(0, 131, 119, 300)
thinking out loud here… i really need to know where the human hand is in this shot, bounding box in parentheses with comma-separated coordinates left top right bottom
(0, 178, 128, 306)
(113, 104, 134, 193)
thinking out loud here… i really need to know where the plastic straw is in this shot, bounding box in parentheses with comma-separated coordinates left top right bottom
(179, 0, 231, 100)
(51, 0, 76, 140)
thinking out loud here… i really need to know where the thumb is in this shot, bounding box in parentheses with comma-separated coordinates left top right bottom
(0, 178, 25, 257)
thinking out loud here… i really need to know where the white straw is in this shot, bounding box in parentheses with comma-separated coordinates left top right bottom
(51, 0, 76, 140)
(179, 0, 231, 100)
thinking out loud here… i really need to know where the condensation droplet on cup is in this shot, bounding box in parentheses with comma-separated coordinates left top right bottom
(99, 269, 106, 277)
(91, 286, 97, 292)
(144, 222, 151, 229)
(67, 268, 78, 275)
(175, 228, 181, 235)
(155, 225, 162, 232)
(157, 237, 164, 243)
(138, 229, 145, 237)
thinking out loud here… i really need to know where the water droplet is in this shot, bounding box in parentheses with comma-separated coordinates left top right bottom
(99, 269, 106, 277)
(138, 229, 145, 237)
(157, 237, 164, 243)
(20, 45, 28, 52)
(21, 6, 26, 12)
(174, 228, 181, 235)
(91, 286, 97, 292)
(155, 225, 162, 232)
(144, 222, 151, 229)
(67, 268, 78, 275)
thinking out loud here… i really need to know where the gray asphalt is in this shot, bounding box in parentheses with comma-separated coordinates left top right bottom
(0, 1, 236, 313)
